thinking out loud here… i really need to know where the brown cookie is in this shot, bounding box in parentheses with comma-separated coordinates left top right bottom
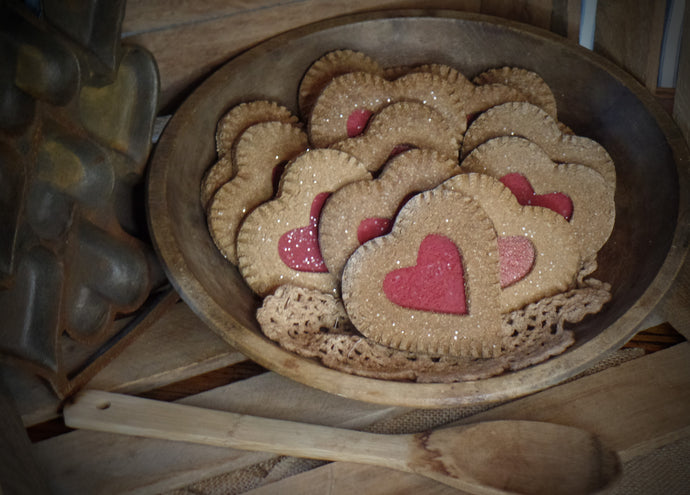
(342, 188, 506, 358)
(411, 64, 537, 119)
(461, 102, 616, 189)
(319, 149, 459, 283)
(461, 136, 615, 261)
(329, 101, 459, 172)
(439, 173, 581, 313)
(473, 67, 558, 119)
(201, 100, 299, 208)
(298, 49, 384, 118)
(308, 71, 466, 148)
(207, 122, 309, 264)
(237, 149, 371, 296)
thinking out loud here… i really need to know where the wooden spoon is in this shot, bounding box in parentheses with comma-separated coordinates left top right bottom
(64, 390, 620, 494)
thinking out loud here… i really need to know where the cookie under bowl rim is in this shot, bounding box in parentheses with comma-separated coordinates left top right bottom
(146, 10, 690, 408)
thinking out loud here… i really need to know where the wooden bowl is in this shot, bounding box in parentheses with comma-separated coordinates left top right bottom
(147, 11, 690, 407)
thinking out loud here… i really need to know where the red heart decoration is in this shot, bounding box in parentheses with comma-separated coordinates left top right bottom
(383, 234, 467, 314)
(500, 172, 573, 221)
(498, 236, 535, 288)
(278, 192, 330, 272)
(346, 108, 373, 137)
(357, 217, 393, 244)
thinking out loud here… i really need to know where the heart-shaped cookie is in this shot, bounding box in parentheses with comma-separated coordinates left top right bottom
(207, 122, 308, 264)
(319, 149, 458, 283)
(201, 101, 299, 208)
(461, 137, 615, 261)
(237, 149, 371, 296)
(309, 71, 466, 148)
(461, 102, 616, 189)
(472, 67, 558, 119)
(342, 188, 505, 358)
(440, 172, 581, 312)
(329, 101, 459, 172)
(298, 49, 384, 118)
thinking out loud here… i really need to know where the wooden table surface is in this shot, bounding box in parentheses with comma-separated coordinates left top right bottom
(2, 2, 689, 494)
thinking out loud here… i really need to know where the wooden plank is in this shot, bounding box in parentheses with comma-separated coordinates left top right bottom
(243, 342, 690, 494)
(593, 0, 667, 90)
(32, 372, 407, 495)
(550, 0, 581, 41)
(86, 300, 246, 394)
(480, 0, 553, 30)
(673, 0, 690, 148)
(0, 375, 50, 495)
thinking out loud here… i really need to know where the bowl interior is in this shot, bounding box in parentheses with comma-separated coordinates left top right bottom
(148, 11, 686, 407)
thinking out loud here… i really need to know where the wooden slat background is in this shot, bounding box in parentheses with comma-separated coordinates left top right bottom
(122, 0, 582, 112)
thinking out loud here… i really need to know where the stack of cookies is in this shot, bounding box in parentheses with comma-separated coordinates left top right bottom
(202, 50, 615, 382)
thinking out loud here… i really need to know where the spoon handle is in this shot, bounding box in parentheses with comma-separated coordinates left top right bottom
(64, 390, 411, 471)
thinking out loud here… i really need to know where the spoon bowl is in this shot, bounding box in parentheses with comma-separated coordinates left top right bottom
(415, 421, 621, 494)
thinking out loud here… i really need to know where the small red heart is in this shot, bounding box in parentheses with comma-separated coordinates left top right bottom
(383, 234, 467, 314)
(347, 109, 373, 137)
(500, 172, 573, 221)
(498, 236, 535, 288)
(357, 217, 393, 245)
(278, 192, 330, 272)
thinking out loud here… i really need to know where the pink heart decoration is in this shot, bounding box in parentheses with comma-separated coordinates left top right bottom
(500, 172, 573, 221)
(383, 234, 467, 314)
(278, 192, 330, 272)
(357, 217, 393, 245)
(497, 236, 535, 288)
(346, 109, 373, 137)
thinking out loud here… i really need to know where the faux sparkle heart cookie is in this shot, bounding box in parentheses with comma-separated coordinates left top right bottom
(207, 121, 309, 264)
(461, 136, 615, 260)
(237, 149, 371, 296)
(472, 67, 558, 119)
(410, 64, 549, 122)
(298, 49, 384, 118)
(319, 149, 459, 283)
(439, 173, 581, 313)
(342, 188, 506, 358)
(201, 100, 300, 208)
(329, 101, 459, 172)
(461, 102, 616, 188)
(308, 71, 466, 148)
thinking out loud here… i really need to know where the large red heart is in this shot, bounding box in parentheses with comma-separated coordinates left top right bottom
(500, 172, 573, 221)
(278, 192, 330, 272)
(383, 234, 467, 314)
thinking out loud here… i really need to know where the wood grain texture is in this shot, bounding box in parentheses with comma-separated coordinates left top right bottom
(244, 343, 690, 494)
(593, 0, 667, 90)
(87, 300, 246, 394)
(480, 0, 553, 29)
